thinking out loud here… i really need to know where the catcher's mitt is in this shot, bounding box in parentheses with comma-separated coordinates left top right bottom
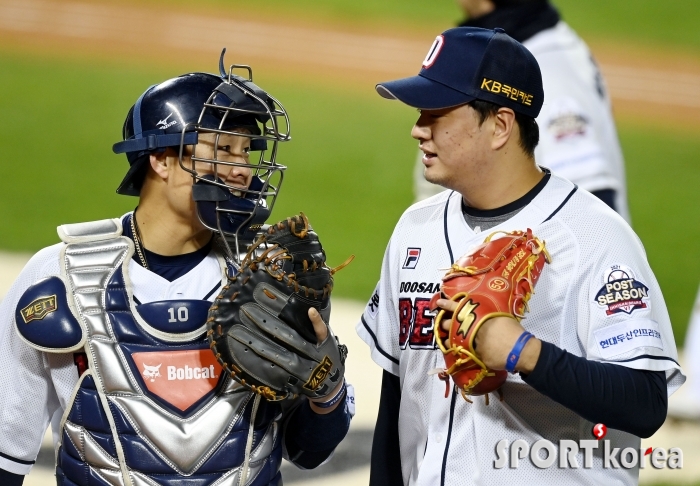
(430, 229, 550, 403)
(207, 213, 352, 401)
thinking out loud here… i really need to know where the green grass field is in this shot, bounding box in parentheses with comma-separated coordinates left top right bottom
(160, 0, 700, 53)
(620, 121, 700, 344)
(1, 48, 698, 345)
(0, 50, 416, 296)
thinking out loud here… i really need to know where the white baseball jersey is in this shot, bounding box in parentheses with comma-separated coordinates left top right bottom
(0, 234, 225, 475)
(357, 174, 683, 485)
(414, 21, 630, 223)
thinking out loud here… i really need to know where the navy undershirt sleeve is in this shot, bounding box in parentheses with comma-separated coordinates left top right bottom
(591, 188, 617, 212)
(369, 370, 403, 486)
(284, 398, 352, 469)
(0, 468, 24, 486)
(522, 341, 667, 438)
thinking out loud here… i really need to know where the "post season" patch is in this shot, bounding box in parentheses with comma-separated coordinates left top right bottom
(595, 265, 650, 316)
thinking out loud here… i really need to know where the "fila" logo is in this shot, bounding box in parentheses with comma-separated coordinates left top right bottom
(403, 248, 422, 269)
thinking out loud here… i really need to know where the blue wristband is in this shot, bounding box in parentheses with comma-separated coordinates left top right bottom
(506, 331, 534, 374)
(312, 380, 347, 409)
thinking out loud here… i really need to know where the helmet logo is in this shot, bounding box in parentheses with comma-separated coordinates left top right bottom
(156, 113, 177, 130)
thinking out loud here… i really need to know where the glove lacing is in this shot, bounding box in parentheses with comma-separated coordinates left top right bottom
(433, 230, 551, 403)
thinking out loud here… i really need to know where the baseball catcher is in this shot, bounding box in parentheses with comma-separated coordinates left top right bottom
(0, 50, 357, 486)
(430, 229, 551, 403)
(207, 213, 352, 401)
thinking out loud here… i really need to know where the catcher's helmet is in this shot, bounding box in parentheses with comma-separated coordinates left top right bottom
(113, 49, 290, 259)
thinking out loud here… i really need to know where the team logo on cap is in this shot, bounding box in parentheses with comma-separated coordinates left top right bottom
(595, 265, 650, 316)
(403, 248, 422, 269)
(422, 35, 445, 68)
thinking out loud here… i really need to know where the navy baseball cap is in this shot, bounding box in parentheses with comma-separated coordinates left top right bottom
(376, 27, 544, 118)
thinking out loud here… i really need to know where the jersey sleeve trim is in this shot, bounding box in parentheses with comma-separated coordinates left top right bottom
(359, 316, 399, 366)
(599, 355, 685, 397)
(542, 185, 578, 222)
(608, 354, 680, 367)
(0, 451, 35, 466)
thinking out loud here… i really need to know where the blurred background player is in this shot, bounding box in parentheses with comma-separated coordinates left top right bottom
(668, 284, 700, 420)
(413, 0, 631, 222)
(0, 53, 353, 485)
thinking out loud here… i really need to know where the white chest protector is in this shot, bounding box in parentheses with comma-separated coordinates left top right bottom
(15, 218, 283, 486)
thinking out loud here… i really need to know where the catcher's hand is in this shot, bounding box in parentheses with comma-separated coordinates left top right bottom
(429, 229, 550, 403)
(207, 213, 352, 401)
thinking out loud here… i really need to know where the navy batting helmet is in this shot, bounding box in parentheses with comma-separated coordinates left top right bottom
(113, 49, 291, 257)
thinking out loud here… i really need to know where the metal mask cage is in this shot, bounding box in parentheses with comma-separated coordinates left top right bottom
(178, 65, 291, 262)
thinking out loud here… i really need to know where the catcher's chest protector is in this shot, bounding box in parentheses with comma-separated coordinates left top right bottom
(21, 219, 283, 486)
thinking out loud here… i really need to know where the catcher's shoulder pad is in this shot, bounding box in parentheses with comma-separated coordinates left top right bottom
(15, 276, 85, 352)
(57, 218, 122, 244)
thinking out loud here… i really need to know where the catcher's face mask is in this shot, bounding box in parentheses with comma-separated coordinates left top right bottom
(113, 49, 290, 263)
(183, 50, 291, 261)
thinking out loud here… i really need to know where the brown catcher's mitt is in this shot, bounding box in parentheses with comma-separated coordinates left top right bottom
(206, 213, 352, 401)
(430, 229, 550, 403)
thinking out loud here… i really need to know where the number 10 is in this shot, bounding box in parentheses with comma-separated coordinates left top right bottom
(168, 307, 189, 323)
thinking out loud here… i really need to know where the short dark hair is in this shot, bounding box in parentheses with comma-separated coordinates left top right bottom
(468, 99, 539, 158)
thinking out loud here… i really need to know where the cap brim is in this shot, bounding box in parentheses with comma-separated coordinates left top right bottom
(376, 75, 475, 110)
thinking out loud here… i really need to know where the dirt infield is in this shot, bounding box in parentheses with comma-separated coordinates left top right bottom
(1, 0, 700, 126)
